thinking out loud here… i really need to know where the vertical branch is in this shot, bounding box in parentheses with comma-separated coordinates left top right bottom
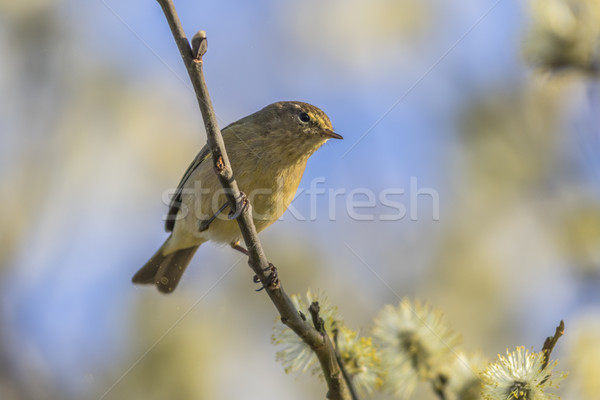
(541, 320, 565, 370)
(155, 1, 352, 399)
(332, 325, 360, 400)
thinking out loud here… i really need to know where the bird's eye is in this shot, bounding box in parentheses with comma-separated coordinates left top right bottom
(298, 112, 311, 123)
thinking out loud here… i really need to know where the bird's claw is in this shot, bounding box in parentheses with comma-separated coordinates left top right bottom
(198, 201, 229, 232)
(198, 191, 247, 232)
(254, 263, 279, 291)
(228, 191, 248, 220)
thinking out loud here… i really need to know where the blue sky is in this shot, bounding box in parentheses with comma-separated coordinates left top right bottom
(3, 1, 598, 398)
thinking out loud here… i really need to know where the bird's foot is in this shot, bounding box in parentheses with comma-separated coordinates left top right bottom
(198, 191, 247, 232)
(253, 263, 279, 291)
(231, 242, 249, 256)
(198, 201, 229, 232)
(228, 191, 248, 220)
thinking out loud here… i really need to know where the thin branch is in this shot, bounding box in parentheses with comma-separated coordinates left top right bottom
(541, 320, 565, 371)
(332, 326, 360, 400)
(155, 1, 352, 399)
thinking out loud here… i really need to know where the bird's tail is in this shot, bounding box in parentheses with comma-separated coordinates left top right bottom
(132, 237, 200, 293)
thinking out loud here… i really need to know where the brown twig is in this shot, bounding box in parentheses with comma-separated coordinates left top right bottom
(309, 302, 326, 334)
(155, 1, 351, 399)
(541, 320, 565, 371)
(332, 325, 360, 400)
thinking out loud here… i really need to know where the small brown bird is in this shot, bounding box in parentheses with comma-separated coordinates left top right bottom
(132, 101, 342, 293)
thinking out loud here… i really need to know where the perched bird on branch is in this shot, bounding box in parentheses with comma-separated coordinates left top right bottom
(132, 101, 342, 293)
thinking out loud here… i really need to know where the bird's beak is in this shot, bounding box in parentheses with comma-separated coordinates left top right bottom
(322, 129, 343, 139)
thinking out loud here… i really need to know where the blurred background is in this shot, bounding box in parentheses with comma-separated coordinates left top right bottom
(1, 0, 599, 399)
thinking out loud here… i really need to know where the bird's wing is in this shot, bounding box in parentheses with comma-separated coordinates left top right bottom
(165, 145, 211, 232)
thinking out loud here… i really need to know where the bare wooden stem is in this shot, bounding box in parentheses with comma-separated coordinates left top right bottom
(541, 320, 565, 371)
